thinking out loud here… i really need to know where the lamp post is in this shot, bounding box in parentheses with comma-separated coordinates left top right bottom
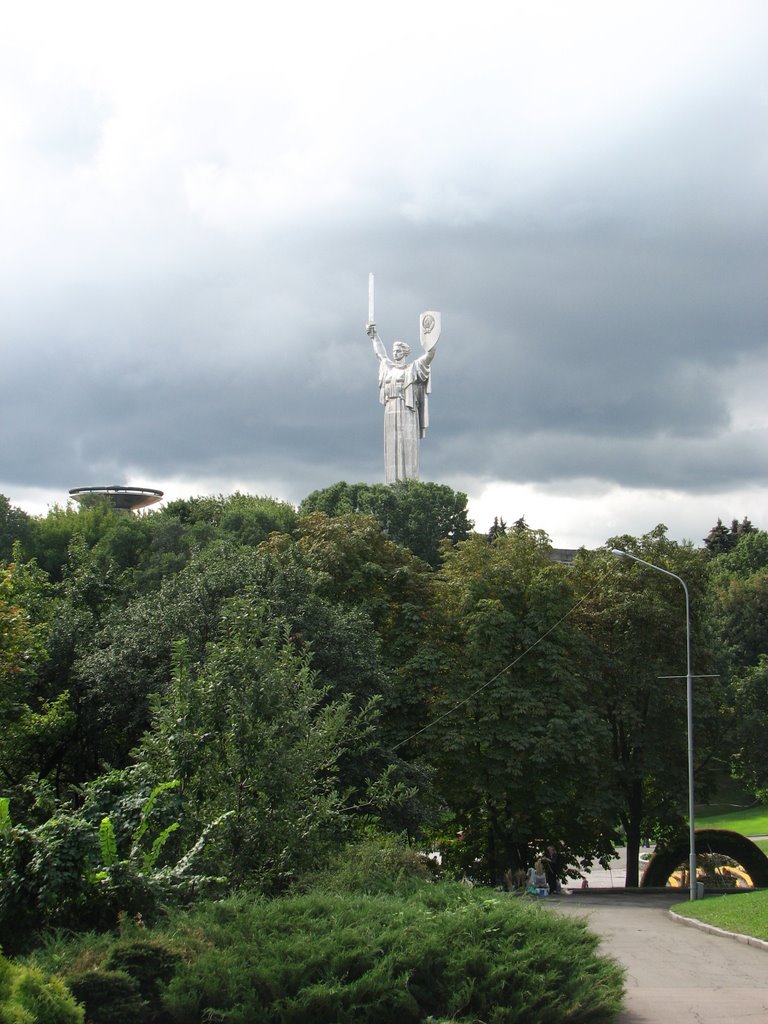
(610, 549, 697, 901)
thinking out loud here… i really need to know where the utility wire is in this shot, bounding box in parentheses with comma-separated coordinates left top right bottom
(392, 566, 610, 751)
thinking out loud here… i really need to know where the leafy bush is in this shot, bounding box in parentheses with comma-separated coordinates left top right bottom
(158, 886, 624, 1023)
(0, 777, 233, 953)
(0, 813, 104, 952)
(297, 834, 432, 895)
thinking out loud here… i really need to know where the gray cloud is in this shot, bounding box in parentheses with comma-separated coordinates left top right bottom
(2, 2, 768, 543)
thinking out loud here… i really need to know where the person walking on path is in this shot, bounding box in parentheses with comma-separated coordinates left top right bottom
(543, 845, 561, 894)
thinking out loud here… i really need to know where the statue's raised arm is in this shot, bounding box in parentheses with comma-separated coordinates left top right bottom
(366, 321, 389, 364)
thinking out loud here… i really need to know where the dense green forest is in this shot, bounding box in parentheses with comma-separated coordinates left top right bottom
(0, 485, 766, 1018)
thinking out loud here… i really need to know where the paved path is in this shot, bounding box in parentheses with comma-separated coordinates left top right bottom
(578, 845, 645, 888)
(547, 892, 768, 1023)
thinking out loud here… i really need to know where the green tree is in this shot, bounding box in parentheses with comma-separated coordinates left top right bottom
(730, 656, 768, 801)
(20, 492, 297, 597)
(134, 602, 384, 889)
(705, 527, 768, 801)
(277, 513, 433, 658)
(264, 512, 438, 750)
(108, 493, 295, 595)
(0, 560, 46, 685)
(0, 558, 75, 798)
(703, 516, 758, 555)
(160, 492, 296, 547)
(68, 534, 399, 778)
(706, 528, 768, 673)
(300, 480, 472, 567)
(710, 528, 768, 578)
(0, 494, 31, 562)
(22, 500, 122, 582)
(419, 528, 617, 883)
(486, 516, 507, 541)
(571, 527, 723, 884)
(710, 569, 768, 668)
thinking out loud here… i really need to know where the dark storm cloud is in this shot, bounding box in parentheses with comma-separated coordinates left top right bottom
(351, 214, 766, 453)
(2, 0, 768, 546)
(4, 199, 767, 503)
(429, 426, 768, 493)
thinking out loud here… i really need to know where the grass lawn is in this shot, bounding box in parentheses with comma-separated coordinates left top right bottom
(695, 803, 768, 836)
(672, 889, 768, 942)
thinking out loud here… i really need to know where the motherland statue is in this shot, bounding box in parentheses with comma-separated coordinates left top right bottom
(365, 273, 441, 484)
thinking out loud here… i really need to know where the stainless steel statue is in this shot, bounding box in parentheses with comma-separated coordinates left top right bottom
(366, 274, 441, 484)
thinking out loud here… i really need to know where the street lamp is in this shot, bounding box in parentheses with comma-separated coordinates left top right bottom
(610, 549, 697, 901)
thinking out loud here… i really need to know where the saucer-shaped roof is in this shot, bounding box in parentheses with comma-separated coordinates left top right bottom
(69, 485, 163, 511)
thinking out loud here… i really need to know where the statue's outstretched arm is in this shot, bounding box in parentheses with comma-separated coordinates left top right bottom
(422, 341, 438, 367)
(367, 322, 389, 363)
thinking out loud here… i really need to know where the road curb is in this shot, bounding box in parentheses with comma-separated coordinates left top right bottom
(669, 909, 768, 952)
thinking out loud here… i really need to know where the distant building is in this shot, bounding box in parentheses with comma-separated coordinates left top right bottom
(69, 485, 163, 512)
(549, 548, 579, 565)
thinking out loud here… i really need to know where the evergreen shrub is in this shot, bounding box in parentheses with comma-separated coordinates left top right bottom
(26, 931, 183, 1024)
(0, 954, 83, 1024)
(105, 940, 181, 1016)
(160, 885, 624, 1023)
(65, 969, 146, 1024)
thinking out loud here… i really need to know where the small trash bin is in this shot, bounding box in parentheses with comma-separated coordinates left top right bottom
(696, 881, 705, 899)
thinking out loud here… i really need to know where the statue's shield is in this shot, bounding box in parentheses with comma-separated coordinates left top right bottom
(419, 311, 441, 352)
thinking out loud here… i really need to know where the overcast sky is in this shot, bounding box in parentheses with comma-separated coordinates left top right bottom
(2, 1, 767, 548)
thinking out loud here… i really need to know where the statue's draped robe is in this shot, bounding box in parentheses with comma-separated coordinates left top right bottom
(378, 355, 431, 483)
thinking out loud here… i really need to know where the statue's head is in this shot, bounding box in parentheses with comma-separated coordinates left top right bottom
(392, 340, 410, 362)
